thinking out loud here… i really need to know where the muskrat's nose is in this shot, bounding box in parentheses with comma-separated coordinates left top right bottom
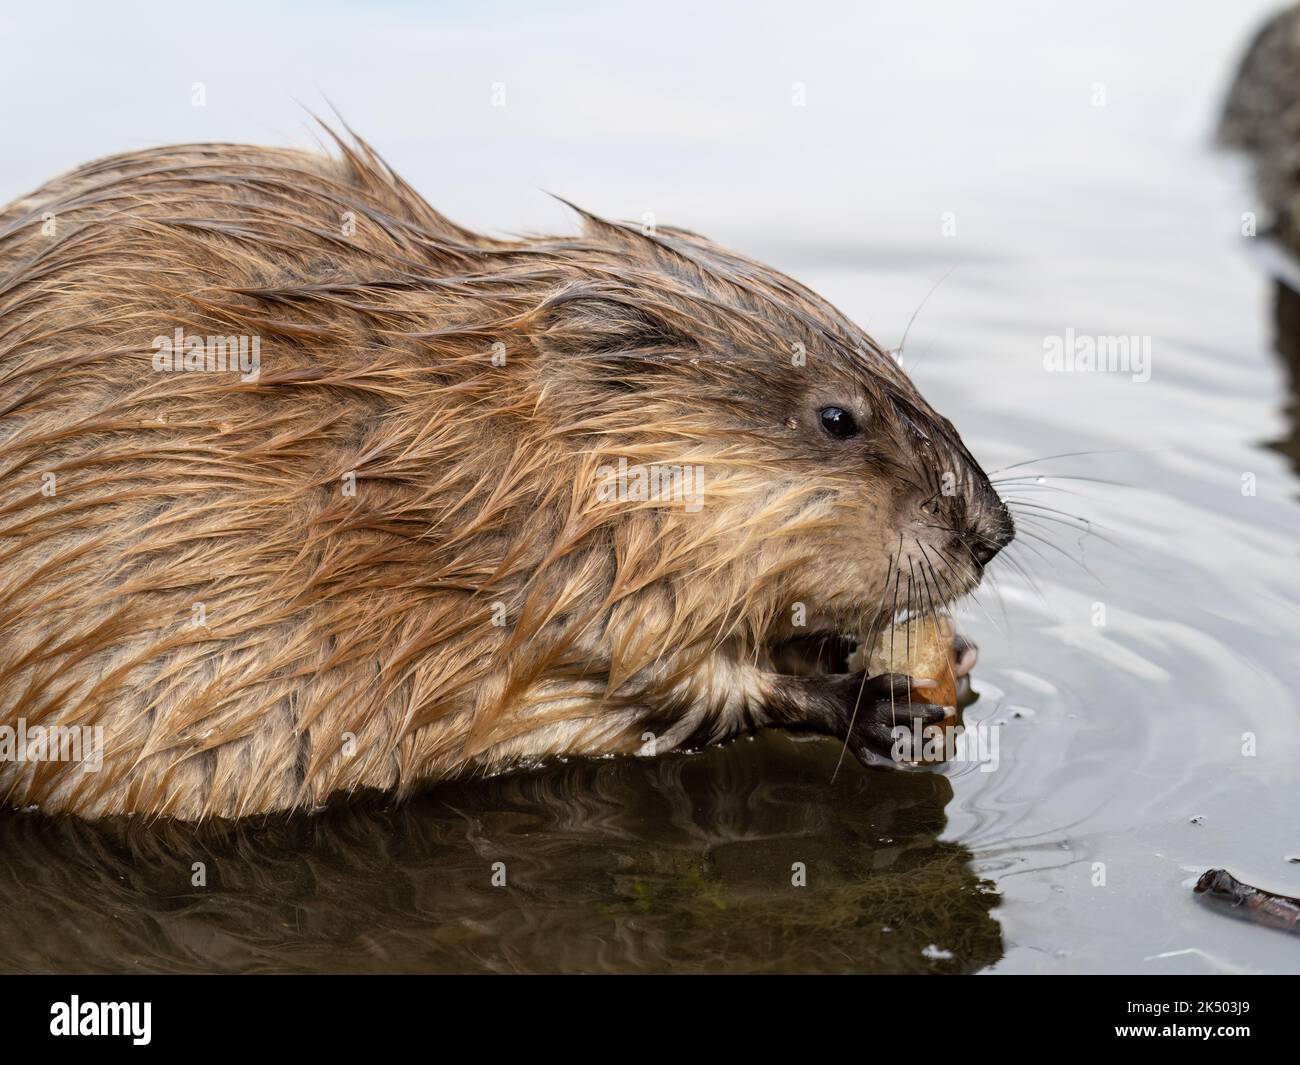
(963, 500, 1015, 569)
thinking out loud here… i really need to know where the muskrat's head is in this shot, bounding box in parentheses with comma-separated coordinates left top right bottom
(522, 212, 1013, 674)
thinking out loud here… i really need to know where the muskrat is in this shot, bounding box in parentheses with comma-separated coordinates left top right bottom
(0, 132, 1013, 819)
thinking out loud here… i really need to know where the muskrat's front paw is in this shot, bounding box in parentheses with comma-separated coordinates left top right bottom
(833, 672, 953, 765)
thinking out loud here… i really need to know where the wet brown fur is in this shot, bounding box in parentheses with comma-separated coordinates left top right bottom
(0, 131, 1008, 819)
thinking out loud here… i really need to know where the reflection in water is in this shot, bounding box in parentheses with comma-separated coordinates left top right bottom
(1268, 280, 1300, 473)
(0, 732, 1001, 973)
(1221, 4, 1300, 477)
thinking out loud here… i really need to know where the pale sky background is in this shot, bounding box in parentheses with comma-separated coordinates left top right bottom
(0, 0, 1280, 258)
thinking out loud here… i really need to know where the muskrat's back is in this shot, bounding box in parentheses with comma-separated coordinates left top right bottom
(0, 141, 556, 817)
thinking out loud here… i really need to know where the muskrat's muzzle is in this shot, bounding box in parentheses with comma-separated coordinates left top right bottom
(962, 496, 1015, 568)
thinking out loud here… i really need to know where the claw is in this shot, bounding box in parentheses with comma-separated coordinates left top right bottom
(952, 634, 978, 679)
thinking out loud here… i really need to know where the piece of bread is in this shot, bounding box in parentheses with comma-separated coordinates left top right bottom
(851, 615, 958, 707)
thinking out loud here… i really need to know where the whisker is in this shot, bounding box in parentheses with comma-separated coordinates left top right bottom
(1005, 499, 1095, 525)
(896, 265, 956, 358)
(992, 473, 1129, 490)
(833, 534, 903, 783)
(1012, 515, 1108, 584)
(1003, 498, 1119, 542)
(932, 541, 1006, 635)
(986, 447, 1166, 476)
(987, 538, 1049, 599)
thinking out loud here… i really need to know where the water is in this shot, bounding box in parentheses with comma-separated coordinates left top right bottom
(1, 0, 1297, 973)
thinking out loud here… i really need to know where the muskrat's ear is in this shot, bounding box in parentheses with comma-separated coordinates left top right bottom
(531, 288, 698, 390)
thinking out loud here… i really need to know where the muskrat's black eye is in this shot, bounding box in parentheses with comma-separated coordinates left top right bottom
(818, 406, 858, 439)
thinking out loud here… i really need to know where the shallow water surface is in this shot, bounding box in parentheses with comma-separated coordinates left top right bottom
(0, 0, 1297, 973)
